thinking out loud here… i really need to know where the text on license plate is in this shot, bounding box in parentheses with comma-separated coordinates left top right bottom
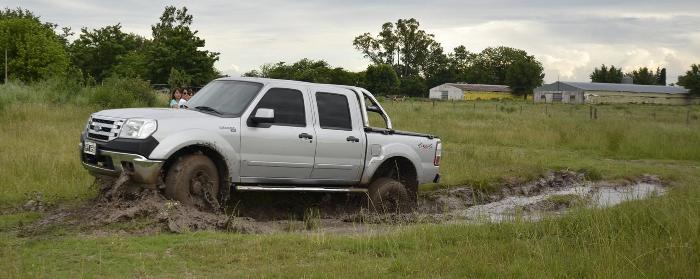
(84, 141, 97, 155)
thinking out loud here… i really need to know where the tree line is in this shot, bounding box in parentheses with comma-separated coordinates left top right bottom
(247, 18, 545, 98)
(0, 6, 219, 88)
(589, 65, 667, 85)
(2, 7, 699, 97)
(590, 64, 700, 95)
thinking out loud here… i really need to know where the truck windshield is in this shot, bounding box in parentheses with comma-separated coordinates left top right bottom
(186, 81, 263, 117)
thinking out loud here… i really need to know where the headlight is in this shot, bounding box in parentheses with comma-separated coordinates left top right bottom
(85, 115, 92, 131)
(119, 118, 157, 139)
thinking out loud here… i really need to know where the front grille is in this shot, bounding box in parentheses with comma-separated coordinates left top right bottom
(87, 116, 125, 142)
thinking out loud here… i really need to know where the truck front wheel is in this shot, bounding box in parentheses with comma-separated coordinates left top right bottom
(368, 177, 411, 213)
(164, 154, 220, 211)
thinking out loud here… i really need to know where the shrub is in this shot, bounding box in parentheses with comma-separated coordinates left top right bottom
(89, 77, 157, 108)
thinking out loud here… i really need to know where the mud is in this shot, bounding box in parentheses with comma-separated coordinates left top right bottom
(14, 171, 667, 236)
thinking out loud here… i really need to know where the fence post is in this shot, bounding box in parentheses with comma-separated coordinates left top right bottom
(594, 107, 598, 120)
(687, 110, 691, 125)
(589, 106, 593, 120)
(520, 105, 522, 114)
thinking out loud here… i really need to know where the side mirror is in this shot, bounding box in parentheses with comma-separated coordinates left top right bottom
(251, 108, 275, 125)
(367, 105, 381, 113)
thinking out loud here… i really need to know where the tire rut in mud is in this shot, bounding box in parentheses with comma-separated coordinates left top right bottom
(14, 171, 666, 236)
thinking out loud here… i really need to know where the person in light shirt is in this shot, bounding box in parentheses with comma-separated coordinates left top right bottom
(169, 89, 182, 108)
(178, 89, 191, 108)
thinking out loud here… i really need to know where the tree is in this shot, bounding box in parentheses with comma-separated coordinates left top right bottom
(423, 44, 458, 89)
(678, 64, 700, 96)
(0, 18, 69, 82)
(505, 57, 545, 99)
(146, 6, 219, 86)
(364, 64, 400, 95)
(590, 65, 623, 83)
(243, 58, 361, 86)
(167, 67, 191, 89)
(399, 75, 427, 97)
(353, 18, 441, 78)
(628, 67, 657, 85)
(69, 24, 146, 82)
(656, 67, 666, 85)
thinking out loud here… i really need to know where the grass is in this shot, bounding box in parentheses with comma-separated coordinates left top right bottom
(0, 84, 699, 277)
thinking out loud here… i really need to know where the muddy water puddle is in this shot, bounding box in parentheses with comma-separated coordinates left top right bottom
(458, 182, 666, 223)
(14, 171, 667, 236)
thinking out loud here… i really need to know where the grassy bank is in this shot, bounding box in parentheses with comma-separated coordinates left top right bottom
(0, 83, 699, 277)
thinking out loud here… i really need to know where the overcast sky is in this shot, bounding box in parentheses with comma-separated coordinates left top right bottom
(5, 0, 700, 83)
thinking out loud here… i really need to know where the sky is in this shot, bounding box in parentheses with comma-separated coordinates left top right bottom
(4, 0, 700, 84)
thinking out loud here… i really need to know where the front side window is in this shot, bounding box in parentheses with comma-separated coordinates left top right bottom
(254, 88, 306, 126)
(316, 92, 352, 130)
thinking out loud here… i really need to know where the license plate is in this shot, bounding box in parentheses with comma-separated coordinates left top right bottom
(84, 141, 97, 155)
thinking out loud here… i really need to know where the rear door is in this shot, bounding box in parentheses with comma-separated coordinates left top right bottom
(239, 85, 316, 183)
(309, 86, 366, 183)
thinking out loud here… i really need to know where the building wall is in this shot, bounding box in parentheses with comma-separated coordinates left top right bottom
(463, 91, 516, 101)
(429, 85, 464, 100)
(534, 91, 584, 104)
(585, 91, 698, 105)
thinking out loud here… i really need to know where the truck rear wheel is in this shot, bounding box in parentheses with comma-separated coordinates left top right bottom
(165, 154, 220, 211)
(368, 177, 411, 213)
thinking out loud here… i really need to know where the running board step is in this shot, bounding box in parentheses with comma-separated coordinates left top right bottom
(235, 185, 367, 193)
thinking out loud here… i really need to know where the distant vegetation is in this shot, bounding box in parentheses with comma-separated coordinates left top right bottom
(247, 18, 546, 98)
(0, 6, 219, 88)
(590, 64, 668, 86)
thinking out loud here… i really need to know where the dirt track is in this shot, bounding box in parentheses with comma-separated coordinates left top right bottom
(17, 171, 666, 236)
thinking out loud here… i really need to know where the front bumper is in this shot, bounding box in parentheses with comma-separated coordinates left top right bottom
(80, 143, 163, 184)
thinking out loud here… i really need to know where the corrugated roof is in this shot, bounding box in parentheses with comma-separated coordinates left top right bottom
(445, 83, 511, 92)
(561, 81, 689, 94)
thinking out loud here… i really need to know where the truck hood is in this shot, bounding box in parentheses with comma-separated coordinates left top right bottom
(93, 108, 217, 120)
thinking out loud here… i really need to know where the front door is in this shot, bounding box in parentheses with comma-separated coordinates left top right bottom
(309, 86, 366, 183)
(239, 85, 316, 183)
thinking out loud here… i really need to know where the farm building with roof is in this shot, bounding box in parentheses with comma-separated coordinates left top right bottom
(429, 83, 513, 101)
(534, 81, 695, 105)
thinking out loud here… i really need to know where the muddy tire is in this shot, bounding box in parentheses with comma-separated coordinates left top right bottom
(368, 177, 412, 213)
(165, 154, 220, 211)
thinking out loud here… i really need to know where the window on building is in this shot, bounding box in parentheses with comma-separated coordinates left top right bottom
(569, 95, 576, 102)
(552, 93, 563, 102)
(316, 92, 352, 130)
(441, 91, 448, 100)
(254, 88, 306, 126)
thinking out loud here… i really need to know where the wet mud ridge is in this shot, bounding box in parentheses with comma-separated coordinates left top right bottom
(18, 171, 667, 236)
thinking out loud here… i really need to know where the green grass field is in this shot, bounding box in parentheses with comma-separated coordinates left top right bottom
(1, 84, 699, 277)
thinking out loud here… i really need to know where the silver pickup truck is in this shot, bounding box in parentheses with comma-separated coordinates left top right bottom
(80, 77, 441, 211)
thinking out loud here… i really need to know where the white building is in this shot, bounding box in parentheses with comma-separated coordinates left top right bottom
(429, 84, 464, 100)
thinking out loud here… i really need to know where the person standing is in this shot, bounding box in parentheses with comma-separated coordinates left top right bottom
(178, 90, 189, 108)
(170, 89, 182, 108)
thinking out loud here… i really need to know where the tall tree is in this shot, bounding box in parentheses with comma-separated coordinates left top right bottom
(423, 44, 457, 89)
(69, 24, 146, 82)
(146, 6, 219, 86)
(656, 67, 666, 85)
(353, 18, 441, 78)
(678, 64, 700, 96)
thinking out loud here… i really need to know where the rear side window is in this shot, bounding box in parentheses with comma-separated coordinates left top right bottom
(316, 92, 352, 130)
(255, 88, 306, 126)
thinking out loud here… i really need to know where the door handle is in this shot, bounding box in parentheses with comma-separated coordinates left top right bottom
(346, 136, 360, 142)
(299, 133, 313, 139)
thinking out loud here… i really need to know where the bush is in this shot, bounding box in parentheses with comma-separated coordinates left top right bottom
(89, 77, 158, 108)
